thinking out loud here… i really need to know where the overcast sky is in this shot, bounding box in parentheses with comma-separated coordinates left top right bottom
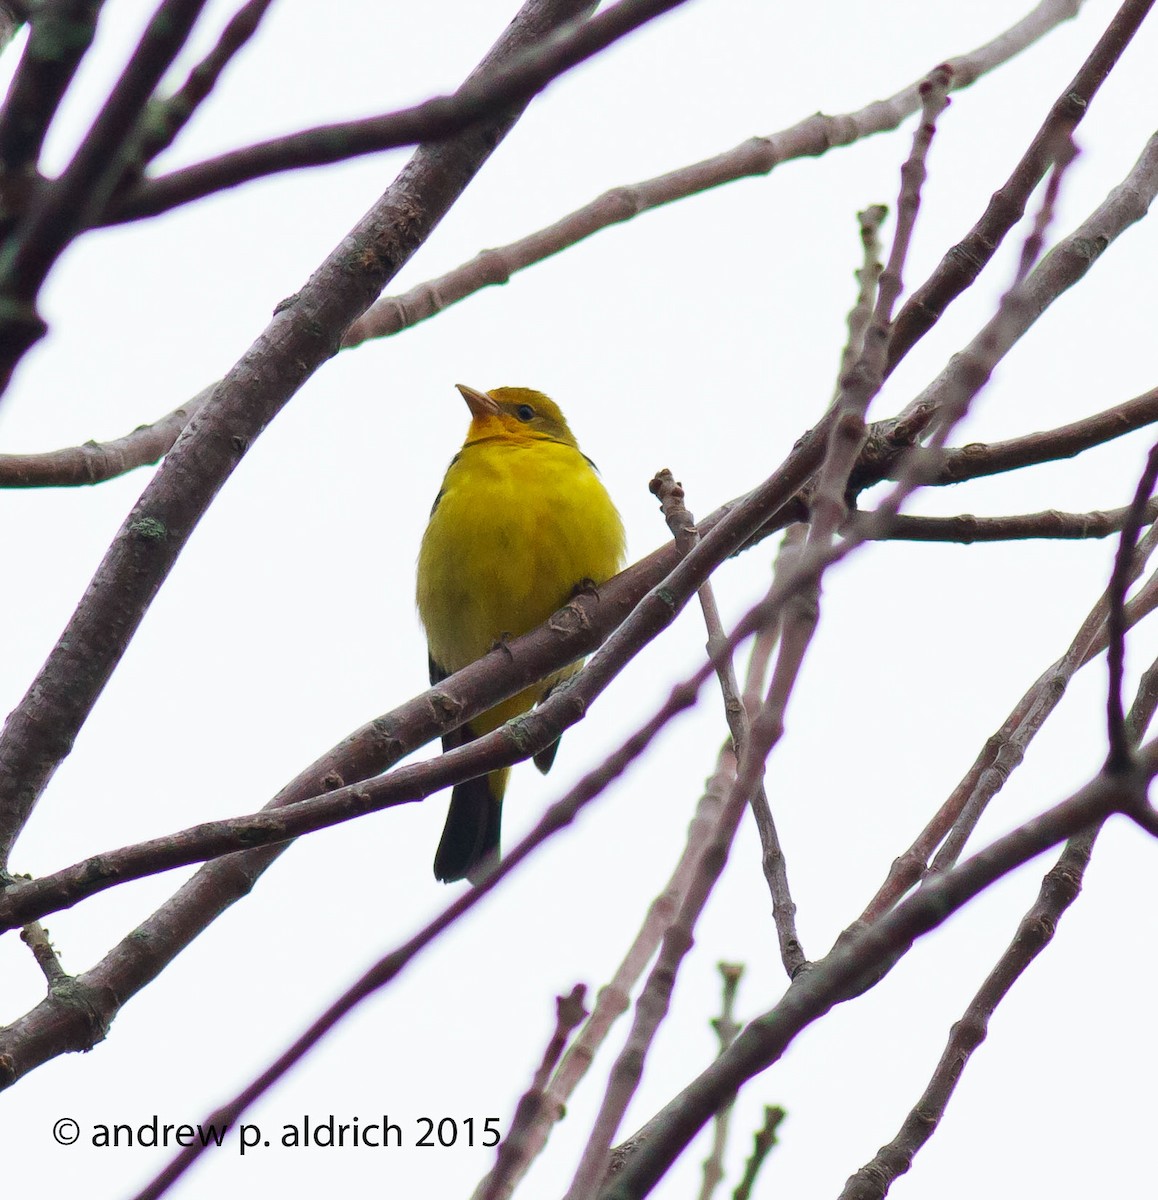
(2, 2, 1158, 1198)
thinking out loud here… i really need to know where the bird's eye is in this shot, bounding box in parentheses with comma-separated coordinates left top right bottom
(515, 404, 535, 422)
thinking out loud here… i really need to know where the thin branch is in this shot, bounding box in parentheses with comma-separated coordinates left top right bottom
(0, 0, 102, 172)
(853, 497, 1158, 542)
(889, 125, 1158, 451)
(3, 38, 1149, 1084)
(839, 658, 1158, 1200)
(886, 0, 1156, 373)
(863, 519, 1158, 921)
(1105, 441, 1158, 770)
(19, 920, 68, 988)
(0, 387, 213, 487)
(732, 1106, 786, 1200)
(841, 829, 1099, 1200)
(931, 385, 1158, 485)
(0, 556, 712, 932)
(697, 963, 745, 1200)
(651, 469, 805, 976)
(0, 0, 593, 868)
(0, 0, 213, 390)
(343, 0, 1085, 348)
(742, 535, 803, 975)
(130, 0, 277, 171)
(562, 709, 757, 1200)
(473, 743, 743, 1200)
(108, 0, 696, 222)
(836, 204, 888, 390)
(600, 755, 1158, 1200)
(477, 986, 589, 1200)
(122, 634, 735, 1199)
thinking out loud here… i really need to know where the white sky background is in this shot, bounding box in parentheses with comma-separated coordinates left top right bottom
(1, 1, 1157, 1196)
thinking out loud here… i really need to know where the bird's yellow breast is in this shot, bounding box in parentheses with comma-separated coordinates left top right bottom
(417, 433, 625, 682)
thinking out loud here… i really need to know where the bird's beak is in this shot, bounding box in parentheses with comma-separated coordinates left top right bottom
(456, 383, 499, 418)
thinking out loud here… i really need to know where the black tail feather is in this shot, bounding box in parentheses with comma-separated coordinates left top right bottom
(434, 773, 503, 884)
(532, 737, 560, 774)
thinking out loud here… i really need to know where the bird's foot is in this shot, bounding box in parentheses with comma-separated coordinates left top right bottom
(570, 576, 600, 599)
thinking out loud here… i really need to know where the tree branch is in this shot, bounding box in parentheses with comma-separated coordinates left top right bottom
(473, 742, 746, 1200)
(862, 520, 1158, 921)
(891, 128, 1158, 445)
(107, 0, 696, 223)
(0, 0, 594, 866)
(0, 386, 213, 487)
(343, 0, 1086, 348)
(854, 498, 1158, 542)
(117, 632, 741, 1198)
(477, 986, 589, 1200)
(600, 757, 1158, 1199)
(130, 0, 277, 171)
(0, 0, 213, 391)
(0, 0, 102, 173)
(838, 656, 1158, 1200)
(652, 470, 805, 976)
(1105, 441, 1158, 769)
(885, 0, 1156, 374)
(931, 385, 1158, 484)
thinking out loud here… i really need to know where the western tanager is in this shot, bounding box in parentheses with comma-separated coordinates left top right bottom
(417, 385, 625, 883)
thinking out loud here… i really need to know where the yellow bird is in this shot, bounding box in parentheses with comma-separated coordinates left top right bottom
(417, 385, 626, 883)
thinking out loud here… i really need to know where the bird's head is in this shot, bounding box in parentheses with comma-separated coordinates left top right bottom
(457, 384, 580, 450)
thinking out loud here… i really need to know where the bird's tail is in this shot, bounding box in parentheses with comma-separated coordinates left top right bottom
(433, 767, 507, 884)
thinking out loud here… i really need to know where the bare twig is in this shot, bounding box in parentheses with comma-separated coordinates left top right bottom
(838, 658, 1158, 1200)
(853, 498, 1158, 543)
(742, 534, 803, 975)
(561, 737, 757, 1200)
(886, 0, 1156, 373)
(0, 0, 593, 867)
(19, 920, 68, 988)
(0, 387, 214, 487)
(130, 0, 277, 170)
(473, 742, 744, 1200)
(478, 986, 589, 1200)
(863, 519, 1158, 921)
(837, 204, 888, 390)
(732, 1106, 786, 1200)
(840, 831, 1098, 1200)
(0, 0, 213, 390)
(1105, 441, 1158, 769)
(600, 753, 1158, 1199)
(109, 0, 696, 222)
(0, 0, 102, 172)
(651, 470, 805, 975)
(344, 0, 1085, 348)
(697, 963, 745, 1200)
(931, 385, 1158, 485)
(884, 130, 1080, 469)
